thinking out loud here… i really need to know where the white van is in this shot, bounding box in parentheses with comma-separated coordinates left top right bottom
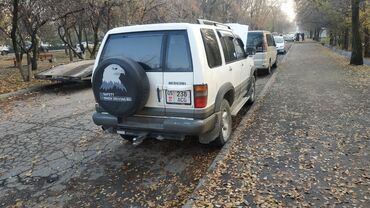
(247, 31, 278, 74)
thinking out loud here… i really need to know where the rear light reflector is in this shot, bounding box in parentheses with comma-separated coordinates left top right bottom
(194, 84, 208, 108)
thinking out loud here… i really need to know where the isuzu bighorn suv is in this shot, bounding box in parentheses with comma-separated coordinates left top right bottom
(92, 20, 256, 146)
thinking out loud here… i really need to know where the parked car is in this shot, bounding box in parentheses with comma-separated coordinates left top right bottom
(0, 45, 10, 55)
(246, 31, 278, 74)
(274, 35, 286, 54)
(283, 33, 295, 42)
(91, 20, 256, 146)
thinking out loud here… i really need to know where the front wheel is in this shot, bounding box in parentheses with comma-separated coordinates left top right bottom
(213, 99, 232, 147)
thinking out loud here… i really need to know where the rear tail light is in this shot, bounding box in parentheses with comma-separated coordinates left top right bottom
(194, 84, 208, 108)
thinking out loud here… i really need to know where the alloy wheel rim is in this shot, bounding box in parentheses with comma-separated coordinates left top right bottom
(221, 109, 231, 140)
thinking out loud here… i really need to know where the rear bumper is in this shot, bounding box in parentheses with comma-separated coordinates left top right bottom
(254, 58, 269, 69)
(92, 112, 217, 136)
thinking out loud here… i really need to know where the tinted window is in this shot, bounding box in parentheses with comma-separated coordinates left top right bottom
(218, 30, 237, 63)
(200, 28, 222, 68)
(166, 32, 192, 72)
(274, 36, 284, 43)
(266, 34, 274, 46)
(247, 32, 263, 48)
(234, 38, 246, 60)
(101, 32, 163, 71)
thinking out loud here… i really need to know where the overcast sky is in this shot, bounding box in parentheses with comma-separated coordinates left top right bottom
(281, 0, 296, 22)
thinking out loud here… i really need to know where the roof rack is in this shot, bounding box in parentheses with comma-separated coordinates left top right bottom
(197, 19, 231, 29)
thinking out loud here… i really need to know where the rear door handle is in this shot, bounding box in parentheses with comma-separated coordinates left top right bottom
(229, 67, 233, 71)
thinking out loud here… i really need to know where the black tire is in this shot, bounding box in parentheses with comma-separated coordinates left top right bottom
(213, 99, 232, 147)
(247, 75, 256, 104)
(120, 134, 135, 141)
(266, 60, 272, 74)
(272, 56, 278, 68)
(92, 57, 150, 117)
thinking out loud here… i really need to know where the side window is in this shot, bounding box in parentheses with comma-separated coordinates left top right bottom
(200, 28, 222, 68)
(234, 38, 246, 60)
(217, 30, 237, 63)
(166, 31, 192, 72)
(266, 34, 274, 46)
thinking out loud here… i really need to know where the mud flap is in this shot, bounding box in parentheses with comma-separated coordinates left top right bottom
(198, 112, 221, 144)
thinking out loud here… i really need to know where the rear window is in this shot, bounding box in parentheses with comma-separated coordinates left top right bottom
(247, 32, 263, 48)
(101, 32, 164, 71)
(200, 28, 222, 68)
(166, 32, 192, 72)
(274, 36, 284, 43)
(100, 31, 192, 72)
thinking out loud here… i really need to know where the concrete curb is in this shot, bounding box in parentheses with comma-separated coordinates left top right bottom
(183, 44, 293, 208)
(0, 85, 45, 100)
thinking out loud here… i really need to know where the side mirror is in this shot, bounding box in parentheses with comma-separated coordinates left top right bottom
(246, 47, 256, 56)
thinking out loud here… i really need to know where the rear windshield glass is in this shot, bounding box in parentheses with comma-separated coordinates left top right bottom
(274, 36, 284, 43)
(246, 32, 263, 48)
(166, 32, 192, 72)
(100, 32, 164, 71)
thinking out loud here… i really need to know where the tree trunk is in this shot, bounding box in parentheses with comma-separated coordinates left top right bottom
(26, 53, 32, 81)
(11, 0, 27, 81)
(64, 44, 68, 55)
(350, 0, 363, 65)
(31, 34, 38, 71)
(342, 28, 349, 50)
(314, 28, 320, 41)
(89, 17, 101, 59)
(364, 27, 370, 58)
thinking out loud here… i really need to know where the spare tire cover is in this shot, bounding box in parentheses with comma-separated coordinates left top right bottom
(92, 57, 149, 117)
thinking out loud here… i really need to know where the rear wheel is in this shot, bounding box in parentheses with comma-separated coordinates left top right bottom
(266, 60, 272, 74)
(272, 55, 278, 68)
(247, 76, 256, 104)
(213, 99, 232, 147)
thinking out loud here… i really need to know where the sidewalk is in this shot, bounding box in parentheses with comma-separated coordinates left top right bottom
(186, 43, 370, 207)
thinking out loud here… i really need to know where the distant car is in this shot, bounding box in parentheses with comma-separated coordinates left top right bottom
(246, 31, 278, 74)
(283, 33, 295, 42)
(0, 45, 10, 55)
(274, 36, 285, 54)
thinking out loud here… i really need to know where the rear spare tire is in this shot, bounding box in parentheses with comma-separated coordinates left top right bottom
(92, 57, 149, 117)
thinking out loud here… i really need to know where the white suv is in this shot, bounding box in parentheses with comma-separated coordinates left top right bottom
(92, 20, 256, 146)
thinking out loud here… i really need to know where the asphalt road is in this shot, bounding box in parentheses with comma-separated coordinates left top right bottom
(0, 45, 291, 207)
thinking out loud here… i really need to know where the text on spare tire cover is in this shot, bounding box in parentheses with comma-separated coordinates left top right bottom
(99, 64, 133, 103)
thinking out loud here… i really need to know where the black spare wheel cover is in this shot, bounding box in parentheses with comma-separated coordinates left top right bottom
(92, 57, 149, 117)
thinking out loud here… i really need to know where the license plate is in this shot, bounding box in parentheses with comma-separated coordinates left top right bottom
(166, 90, 191, 105)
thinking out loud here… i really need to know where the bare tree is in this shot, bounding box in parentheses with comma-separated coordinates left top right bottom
(350, 0, 363, 65)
